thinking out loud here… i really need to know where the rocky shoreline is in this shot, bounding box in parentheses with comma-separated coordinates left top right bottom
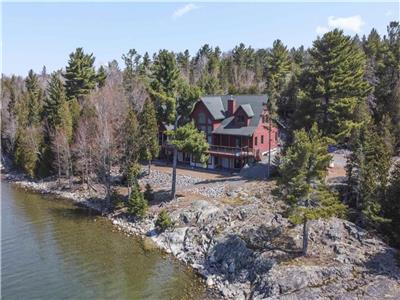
(2, 168, 400, 299)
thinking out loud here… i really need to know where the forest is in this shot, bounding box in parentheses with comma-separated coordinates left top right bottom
(1, 22, 399, 249)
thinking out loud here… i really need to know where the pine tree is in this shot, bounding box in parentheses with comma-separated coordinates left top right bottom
(97, 66, 107, 88)
(149, 50, 203, 199)
(265, 39, 291, 177)
(140, 98, 159, 175)
(43, 73, 69, 131)
(13, 71, 44, 177)
(278, 124, 346, 255)
(127, 181, 148, 218)
(307, 29, 371, 141)
(149, 50, 180, 124)
(25, 69, 43, 125)
(346, 123, 392, 226)
(64, 48, 98, 101)
(373, 22, 400, 147)
(155, 210, 173, 232)
(382, 161, 400, 247)
(167, 122, 209, 164)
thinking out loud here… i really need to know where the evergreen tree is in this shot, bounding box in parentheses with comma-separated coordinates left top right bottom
(167, 122, 209, 165)
(127, 181, 148, 218)
(97, 66, 107, 88)
(149, 50, 180, 124)
(14, 93, 42, 177)
(139, 52, 151, 76)
(373, 22, 400, 147)
(278, 124, 346, 255)
(265, 39, 291, 177)
(40, 72, 73, 176)
(64, 48, 98, 101)
(382, 161, 400, 247)
(140, 98, 159, 175)
(43, 73, 70, 131)
(265, 39, 291, 116)
(346, 123, 392, 226)
(306, 29, 371, 141)
(13, 71, 44, 177)
(25, 69, 43, 125)
(155, 210, 173, 232)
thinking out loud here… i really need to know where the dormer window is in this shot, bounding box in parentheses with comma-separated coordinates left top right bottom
(237, 115, 245, 125)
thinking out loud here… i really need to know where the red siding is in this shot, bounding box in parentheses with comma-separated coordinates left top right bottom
(172, 99, 280, 163)
(251, 113, 279, 155)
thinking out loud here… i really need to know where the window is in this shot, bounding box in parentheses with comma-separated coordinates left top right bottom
(275, 132, 278, 141)
(255, 137, 258, 146)
(235, 137, 241, 147)
(198, 112, 206, 124)
(237, 115, 245, 124)
(261, 135, 264, 144)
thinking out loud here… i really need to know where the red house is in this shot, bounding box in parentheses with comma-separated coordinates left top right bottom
(159, 95, 279, 170)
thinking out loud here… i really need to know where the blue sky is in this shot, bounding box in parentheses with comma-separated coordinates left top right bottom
(2, 2, 399, 76)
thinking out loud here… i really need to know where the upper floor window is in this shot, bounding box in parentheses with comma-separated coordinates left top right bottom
(261, 135, 264, 144)
(255, 137, 258, 146)
(198, 112, 206, 124)
(237, 115, 245, 124)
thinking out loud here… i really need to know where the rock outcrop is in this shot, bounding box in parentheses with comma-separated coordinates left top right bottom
(3, 170, 399, 299)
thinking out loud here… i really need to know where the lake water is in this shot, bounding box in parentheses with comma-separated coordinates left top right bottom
(1, 181, 206, 299)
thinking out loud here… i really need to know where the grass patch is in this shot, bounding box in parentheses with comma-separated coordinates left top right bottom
(220, 196, 246, 206)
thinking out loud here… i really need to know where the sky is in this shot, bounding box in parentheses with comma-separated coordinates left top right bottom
(2, 1, 399, 76)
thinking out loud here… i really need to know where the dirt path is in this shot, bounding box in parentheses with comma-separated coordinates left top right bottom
(150, 164, 236, 180)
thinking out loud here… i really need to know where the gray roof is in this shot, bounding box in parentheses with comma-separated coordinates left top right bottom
(239, 104, 254, 117)
(199, 95, 268, 136)
(200, 96, 225, 120)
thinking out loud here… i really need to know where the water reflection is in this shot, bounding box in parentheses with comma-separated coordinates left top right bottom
(1, 182, 205, 300)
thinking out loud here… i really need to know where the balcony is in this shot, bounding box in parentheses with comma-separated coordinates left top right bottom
(207, 145, 255, 157)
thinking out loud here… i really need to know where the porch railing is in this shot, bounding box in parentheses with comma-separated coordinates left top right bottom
(207, 145, 254, 157)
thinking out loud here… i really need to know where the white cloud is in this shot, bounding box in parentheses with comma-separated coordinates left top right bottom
(316, 26, 329, 35)
(385, 10, 393, 17)
(316, 15, 365, 36)
(327, 15, 365, 33)
(172, 3, 199, 19)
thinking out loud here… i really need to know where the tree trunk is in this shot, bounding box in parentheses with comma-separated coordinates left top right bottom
(171, 148, 178, 199)
(56, 143, 61, 186)
(302, 217, 309, 256)
(148, 159, 151, 176)
(171, 116, 179, 200)
(267, 118, 272, 178)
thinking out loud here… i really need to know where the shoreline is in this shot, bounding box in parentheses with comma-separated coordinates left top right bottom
(1, 170, 216, 295)
(2, 167, 400, 300)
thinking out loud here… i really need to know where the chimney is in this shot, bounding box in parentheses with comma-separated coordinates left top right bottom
(227, 96, 236, 116)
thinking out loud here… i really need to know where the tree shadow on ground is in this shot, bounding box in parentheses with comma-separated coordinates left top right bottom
(205, 225, 302, 284)
(363, 247, 400, 280)
(147, 189, 185, 206)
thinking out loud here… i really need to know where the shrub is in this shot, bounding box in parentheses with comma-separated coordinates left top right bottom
(111, 189, 125, 209)
(155, 210, 173, 232)
(127, 182, 148, 217)
(143, 183, 154, 201)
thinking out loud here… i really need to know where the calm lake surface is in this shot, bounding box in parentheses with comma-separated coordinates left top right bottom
(1, 181, 206, 300)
